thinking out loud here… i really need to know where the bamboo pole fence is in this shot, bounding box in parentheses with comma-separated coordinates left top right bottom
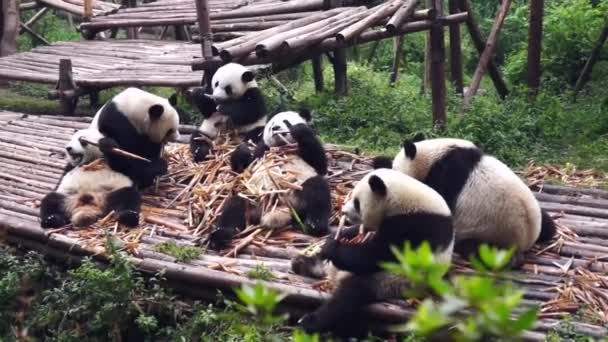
(0, 111, 607, 339)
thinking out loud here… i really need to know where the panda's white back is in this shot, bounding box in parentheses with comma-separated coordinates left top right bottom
(454, 155, 541, 250)
(246, 154, 317, 193)
(57, 163, 133, 195)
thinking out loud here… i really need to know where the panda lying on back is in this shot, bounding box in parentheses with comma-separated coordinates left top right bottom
(39, 129, 141, 229)
(90, 87, 181, 188)
(293, 169, 454, 337)
(207, 110, 330, 249)
(373, 136, 556, 265)
(187, 63, 267, 162)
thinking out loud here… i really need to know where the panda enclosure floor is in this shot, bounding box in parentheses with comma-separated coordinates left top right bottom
(0, 110, 608, 340)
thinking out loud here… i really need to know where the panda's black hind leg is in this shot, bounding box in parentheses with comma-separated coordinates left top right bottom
(106, 186, 141, 227)
(208, 196, 248, 250)
(190, 130, 212, 162)
(230, 143, 254, 173)
(455, 239, 525, 269)
(40, 192, 70, 228)
(297, 176, 331, 236)
(300, 274, 373, 338)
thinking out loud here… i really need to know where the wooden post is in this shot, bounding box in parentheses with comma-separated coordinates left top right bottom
(459, 0, 509, 99)
(1, 0, 19, 57)
(312, 55, 324, 92)
(463, 0, 511, 111)
(57, 59, 79, 116)
(448, 0, 463, 94)
(574, 24, 608, 93)
(194, 0, 220, 89)
(121, 0, 137, 39)
(429, 0, 446, 129)
(174, 25, 187, 40)
(328, 0, 347, 95)
(527, 0, 544, 94)
(19, 7, 48, 34)
(84, 0, 93, 20)
(333, 48, 347, 95)
(389, 35, 405, 85)
(89, 90, 99, 108)
(423, 0, 433, 93)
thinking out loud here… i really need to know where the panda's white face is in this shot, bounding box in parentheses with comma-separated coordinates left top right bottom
(211, 63, 258, 102)
(342, 169, 451, 231)
(263, 111, 310, 147)
(65, 129, 104, 166)
(109, 87, 181, 144)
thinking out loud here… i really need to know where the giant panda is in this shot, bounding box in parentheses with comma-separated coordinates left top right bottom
(293, 168, 454, 337)
(374, 137, 557, 265)
(187, 63, 267, 162)
(207, 109, 330, 249)
(39, 128, 141, 229)
(90, 87, 181, 188)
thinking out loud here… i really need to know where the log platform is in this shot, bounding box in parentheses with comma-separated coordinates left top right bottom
(0, 39, 204, 87)
(0, 110, 607, 340)
(22, 0, 120, 17)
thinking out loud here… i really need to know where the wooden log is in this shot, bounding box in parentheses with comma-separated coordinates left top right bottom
(389, 35, 405, 85)
(56, 59, 79, 116)
(462, 0, 511, 111)
(19, 22, 51, 45)
(429, 2, 446, 129)
(535, 192, 608, 211)
(333, 48, 347, 95)
(448, 0, 463, 94)
(538, 184, 608, 200)
(312, 54, 323, 92)
(336, 0, 402, 43)
(526, 0, 543, 93)
(458, 0, 508, 99)
(19, 7, 49, 34)
(386, 0, 419, 34)
(574, 24, 608, 93)
(256, 7, 364, 57)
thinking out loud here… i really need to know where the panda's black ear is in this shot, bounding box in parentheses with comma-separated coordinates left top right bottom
(149, 104, 164, 120)
(368, 175, 387, 197)
(242, 70, 255, 83)
(168, 93, 178, 106)
(412, 132, 426, 142)
(299, 108, 312, 122)
(403, 140, 417, 159)
(372, 156, 392, 169)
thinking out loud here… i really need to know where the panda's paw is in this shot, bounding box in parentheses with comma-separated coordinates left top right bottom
(192, 145, 211, 162)
(207, 228, 233, 250)
(299, 313, 324, 334)
(291, 254, 326, 278)
(41, 214, 68, 229)
(320, 237, 339, 261)
(117, 210, 140, 227)
(98, 137, 119, 154)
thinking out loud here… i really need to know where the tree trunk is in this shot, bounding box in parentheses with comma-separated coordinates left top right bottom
(527, 0, 544, 94)
(1, 0, 20, 57)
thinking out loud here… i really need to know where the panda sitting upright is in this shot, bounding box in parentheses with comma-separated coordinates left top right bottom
(207, 109, 330, 249)
(293, 169, 454, 338)
(187, 63, 267, 162)
(39, 128, 141, 229)
(90, 87, 181, 188)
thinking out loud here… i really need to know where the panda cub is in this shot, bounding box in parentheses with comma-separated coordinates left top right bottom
(39, 129, 141, 229)
(188, 63, 267, 162)
(208, 110, 330, 249)
(374, 136, 557, 264)
(294, 169, 454, 337)
(90, 87, 181, 188)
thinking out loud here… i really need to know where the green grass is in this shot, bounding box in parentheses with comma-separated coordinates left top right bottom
(154, 241, 202, 263)
(246, 265, 276, 281)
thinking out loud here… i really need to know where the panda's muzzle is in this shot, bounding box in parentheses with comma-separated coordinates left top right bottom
(66, 147, 83, 164)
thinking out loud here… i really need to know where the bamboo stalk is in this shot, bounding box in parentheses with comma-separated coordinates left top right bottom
(79, 138, 151, 163)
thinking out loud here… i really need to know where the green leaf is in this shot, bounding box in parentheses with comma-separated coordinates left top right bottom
(512, 307, 539, 332)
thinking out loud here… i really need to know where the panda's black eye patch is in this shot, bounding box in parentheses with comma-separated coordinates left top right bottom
(214, 81, 219, 87)
(271, 126, 280, 131)
(224, 85, 232, 96)
(354, 198, 360, 213)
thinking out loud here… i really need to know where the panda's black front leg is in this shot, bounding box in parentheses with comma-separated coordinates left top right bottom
(40, 192, 70, 228)
(190, 130, 213, 162)
(230, 143, 254, 173)
(300, 273, 374, 338)
(297, 176, 331, 236)
(106, 186, 141, 227)
(287, 123, 327, 175)
(321, 237, 386, 275)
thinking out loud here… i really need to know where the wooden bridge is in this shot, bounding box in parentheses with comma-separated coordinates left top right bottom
(0, 110, 607, 340)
